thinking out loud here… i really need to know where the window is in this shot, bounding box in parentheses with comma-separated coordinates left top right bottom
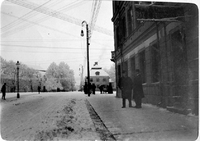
(103, 78, 106, 82)
(116, 26, 120, 48)
(151, 43, 160, 82)
(131, 56, 135, 79)
(122, 16, 126, 39)
(139, 50, 146, 83)
(171, 30, 187, 84)
(118, 16, 126, 44)
(123, 61, 128, 72)
(96, 78, 99, 82)
(135, 6, 143, 28)
(127, 5, 134, 35)
(95, 71, 100, 76)
(117, 64, 121, 82)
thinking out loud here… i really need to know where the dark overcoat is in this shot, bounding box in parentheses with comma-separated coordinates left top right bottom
(133, 74, 144, 99)
(118, 76, 133, 99)
(1, 84, 6, 93)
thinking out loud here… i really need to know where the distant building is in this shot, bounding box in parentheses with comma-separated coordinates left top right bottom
(111, 2, 198, 115)
(88, 64, 110, 90)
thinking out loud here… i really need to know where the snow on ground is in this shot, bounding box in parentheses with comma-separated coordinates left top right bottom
(1, 92, 101, 141)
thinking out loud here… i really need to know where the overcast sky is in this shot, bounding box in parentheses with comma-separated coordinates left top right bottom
(1, 0, 115, 85)
(1, 0, 199, 85)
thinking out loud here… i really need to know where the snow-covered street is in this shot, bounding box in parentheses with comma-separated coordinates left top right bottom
(1, 92, 101, 140)
(1, 92, 198, 141)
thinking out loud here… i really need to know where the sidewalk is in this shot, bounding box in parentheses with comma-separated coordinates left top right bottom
(87, 93, 198, 141)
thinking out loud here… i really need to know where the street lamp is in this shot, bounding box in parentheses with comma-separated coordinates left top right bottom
(16, 61, 20, 98)
(81, 21, 90, 97)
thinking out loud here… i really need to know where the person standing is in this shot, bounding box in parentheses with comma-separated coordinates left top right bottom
(84, 82, 88, 94)
(118, 71, 133, 108)
(88, 82, 91, 97)
(133, 69, 144, 108)
(92, 83, 96, 94)
(1, 83, 6, 100)
(108, 83, 113, 94)
(99, 85, 103, 94)
(38, 85, 41, 94)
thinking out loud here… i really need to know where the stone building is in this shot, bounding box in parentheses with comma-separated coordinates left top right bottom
(111, 2, 198, 115)
(89, 64, 110, 90)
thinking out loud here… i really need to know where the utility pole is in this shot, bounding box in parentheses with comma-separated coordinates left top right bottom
(81, 21, 91, 97)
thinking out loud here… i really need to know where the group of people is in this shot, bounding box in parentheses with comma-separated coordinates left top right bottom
(99, 84, 113, 94)
(118, 69, 144, 108)
(1, 83, 43, 100)
(83, 82, 113, 96)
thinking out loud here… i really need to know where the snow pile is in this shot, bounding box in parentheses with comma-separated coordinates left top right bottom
(34, 99, 100, 140)
(1, 93, 101, 141)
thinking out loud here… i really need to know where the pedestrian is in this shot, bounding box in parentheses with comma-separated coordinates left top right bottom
(88, 82, 91, 97)
(108, 83, 113, 94)
(38, 85, 41, 94)
(133, 69, 144, 108)
(43, 86, 46, 92)
(103, 85, 107, 93)
(1, 83, 6, 100)
(84, 82, 87, 94)
(118, 71, 133, 108)
(92, 83, 96, 94)
(99, 85, 103, 94)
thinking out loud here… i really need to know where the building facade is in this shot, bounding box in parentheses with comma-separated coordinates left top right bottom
(88, 65, 110, 90)
(111, 2, 198, 115)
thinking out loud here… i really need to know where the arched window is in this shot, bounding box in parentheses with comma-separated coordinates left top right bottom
(95, 71, 100, 76)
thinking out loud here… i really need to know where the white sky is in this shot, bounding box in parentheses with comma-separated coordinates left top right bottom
(1, 0, 115, 85)
(1, 0, 199, 85)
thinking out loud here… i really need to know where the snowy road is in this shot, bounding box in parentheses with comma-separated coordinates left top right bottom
(1, 92, 102, 140)
(1, 92, 198, 141)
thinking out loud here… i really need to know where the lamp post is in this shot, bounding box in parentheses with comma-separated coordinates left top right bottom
(16, 61, 20, 98)
(81, 21, 90, 97)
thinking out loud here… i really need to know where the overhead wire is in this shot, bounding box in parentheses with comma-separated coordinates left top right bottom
(1, 0, 113, 70)
(1, 12, 81, 38)
(2, 0, 87, 37)
(2, 0, 86, 34)
(1, 0, 52, 31)
(4, 0, 113, 36)
(89, 0, 102, 37)
(1, 0, 111, 70)
(1, 0, 82, 31)
(1, 44, 112, 50)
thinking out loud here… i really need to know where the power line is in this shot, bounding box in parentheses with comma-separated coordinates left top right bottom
(2, 0, 52, 31)
(1, 12, 80, 38)
(89, 0, 102, 37)
(1, 44, 113, 50)
(2, 0, 88, 37)
(1, 0, 83, 31)
(1, 38, 113, 42)
(4, 0, 113, 36)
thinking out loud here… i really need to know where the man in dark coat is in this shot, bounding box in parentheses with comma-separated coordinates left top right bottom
(108, 83, 113, 94)
(133, 69, 144, 108)
(92, 83, 96, 94)
(38, 85, 41, 94)
(84, 82, 88, 94)
(99, 85, 103, 94)
(1, 83, 6, 100)
(118, 71, 133, 108)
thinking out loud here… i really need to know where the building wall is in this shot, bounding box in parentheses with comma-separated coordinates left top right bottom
(90, 76, 110, 89)
(112, 2, 198, 115)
